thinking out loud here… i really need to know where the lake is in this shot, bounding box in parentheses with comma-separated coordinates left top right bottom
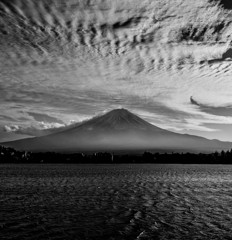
(1, 164, 232, 239)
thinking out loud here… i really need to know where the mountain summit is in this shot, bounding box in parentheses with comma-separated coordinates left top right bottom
(75, 108, 163, 131)
(2, 109, 232, 153)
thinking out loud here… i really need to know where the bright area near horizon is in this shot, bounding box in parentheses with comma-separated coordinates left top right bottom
(1, 0, 232, 142)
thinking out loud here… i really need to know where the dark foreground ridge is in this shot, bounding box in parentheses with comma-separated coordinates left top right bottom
(1, 145, 232, 164)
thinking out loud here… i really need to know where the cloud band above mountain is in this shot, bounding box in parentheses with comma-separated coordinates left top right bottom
(1, 0, 232, 141)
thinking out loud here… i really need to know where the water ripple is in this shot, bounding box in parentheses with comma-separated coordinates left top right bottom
(1, 164, 232, 239)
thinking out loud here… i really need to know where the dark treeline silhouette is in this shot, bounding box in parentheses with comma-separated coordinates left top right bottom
(1, 145, 232, 164)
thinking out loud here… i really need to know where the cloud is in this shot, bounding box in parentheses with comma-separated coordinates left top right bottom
(209, 0, 232, 10)
(190, 96, 232, 116)
(4, 125, 20, 132)
(3, 121, 66, 137)
(28, 112, 64, 124)
(1, 0, 232, 140)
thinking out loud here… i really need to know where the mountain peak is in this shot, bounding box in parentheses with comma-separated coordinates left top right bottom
(84, 108, 151, 130)
(107, 108, 130, 115)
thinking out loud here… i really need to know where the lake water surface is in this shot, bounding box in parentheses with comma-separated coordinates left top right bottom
(1, 164, 232, 239)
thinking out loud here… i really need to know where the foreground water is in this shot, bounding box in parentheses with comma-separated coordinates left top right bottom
(1, 164, 232, 240)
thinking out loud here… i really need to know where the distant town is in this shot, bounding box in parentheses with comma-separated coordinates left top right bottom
(1, 145, 232, 164)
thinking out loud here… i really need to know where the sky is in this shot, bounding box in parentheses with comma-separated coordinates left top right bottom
(1, 0, 232, 142)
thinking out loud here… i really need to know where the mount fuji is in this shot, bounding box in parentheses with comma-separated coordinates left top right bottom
(2, 109, 232, 153)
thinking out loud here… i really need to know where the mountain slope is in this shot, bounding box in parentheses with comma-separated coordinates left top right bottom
(2, 109, 232, 153)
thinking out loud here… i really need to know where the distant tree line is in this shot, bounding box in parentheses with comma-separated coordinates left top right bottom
(1, 145, 232, 164)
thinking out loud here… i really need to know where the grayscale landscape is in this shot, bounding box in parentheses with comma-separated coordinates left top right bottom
(1, 0, 232, 239)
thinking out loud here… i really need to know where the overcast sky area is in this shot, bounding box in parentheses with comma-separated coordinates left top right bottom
(1, 0, 232, 141)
